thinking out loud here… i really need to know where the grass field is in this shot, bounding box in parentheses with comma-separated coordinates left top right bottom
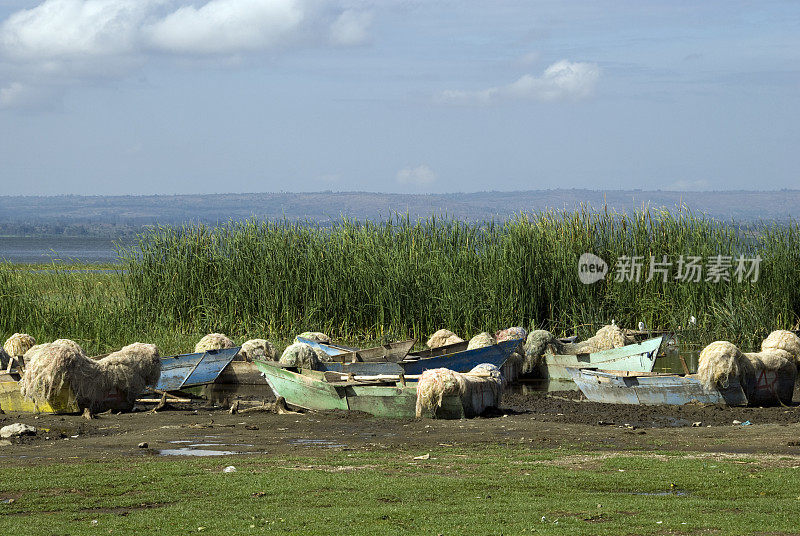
(1, 208, 799, 356)
(2, 447, 798, 535)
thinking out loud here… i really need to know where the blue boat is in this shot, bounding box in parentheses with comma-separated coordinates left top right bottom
(566, 367, 749, 406)
(156, 347, 242, 391)
(308, 338, 521, 376)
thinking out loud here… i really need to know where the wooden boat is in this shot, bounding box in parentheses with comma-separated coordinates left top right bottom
(156, 347, 241, 391)
(296, 338, 416, 363)
(254, 360, 465, 418)
(187, 360, 272, 403)
(539, 336, 664, 381)
(0, 370, 134, 414)
(566, 367, 748, 406)
(0, 371, 79, 413)
(316, 338, 521, 376)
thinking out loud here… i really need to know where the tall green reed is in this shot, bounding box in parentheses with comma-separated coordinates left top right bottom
(118, 208, 800, 350)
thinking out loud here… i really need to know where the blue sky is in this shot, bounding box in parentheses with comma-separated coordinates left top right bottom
(0, 1, 798, 195)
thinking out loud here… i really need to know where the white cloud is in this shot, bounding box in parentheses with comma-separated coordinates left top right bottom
(145, 0, 305, 54)
(0, 0, 375, 108)
(329, 10, 372, 46)
(0, 0, 159, 60)
(396, 164, 436, 185)
(439, 60, 601, 105)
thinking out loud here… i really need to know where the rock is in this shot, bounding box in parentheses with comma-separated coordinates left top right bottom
(0, 423, 36, 438)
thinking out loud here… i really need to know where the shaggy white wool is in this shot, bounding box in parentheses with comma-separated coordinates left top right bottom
(278, 342, 321, 369)
(238, 339, 276, 361)
(194, 333, 235, 353)
(760, 330, 800, 364)
(3, 333, 35, 358)
(426, 329, 465, 349)
(467, 332, 496, 350)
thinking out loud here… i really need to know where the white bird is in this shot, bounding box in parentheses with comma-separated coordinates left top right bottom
(638, 321, 645, 331)
(611, 319, 616, 326)
(689, 316, 697, 325)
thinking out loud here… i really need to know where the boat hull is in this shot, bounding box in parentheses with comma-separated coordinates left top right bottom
(0, 374, 79, 413)
(319, 339, 520, 376)
(0, 372, 132, 414)
(567, 368, 748, 406)
(296, 338, 416, 363)
(156, 347, 241, 391)
(255, 361, 464, 418)
(541, 337, 663, 381)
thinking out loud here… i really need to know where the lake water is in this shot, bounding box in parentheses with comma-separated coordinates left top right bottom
(0, 236, 131, 264)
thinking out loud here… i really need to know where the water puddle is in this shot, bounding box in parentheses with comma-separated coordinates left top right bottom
(189, 443, 255, 448)
(288, 439, 346, 448)
(158, 448, 237, 457)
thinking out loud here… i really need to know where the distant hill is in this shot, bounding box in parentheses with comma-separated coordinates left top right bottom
(0, 190, 797, 236)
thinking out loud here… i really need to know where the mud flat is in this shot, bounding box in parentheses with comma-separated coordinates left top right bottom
(1, 385, 799, 463)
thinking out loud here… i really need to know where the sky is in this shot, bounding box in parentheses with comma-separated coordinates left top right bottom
(0, 0, 798, 196)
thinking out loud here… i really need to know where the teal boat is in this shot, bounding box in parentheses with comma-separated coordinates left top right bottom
(567, 368, 749, 406)
(540, 336, 664, 382)
(254, 360, 465, 418)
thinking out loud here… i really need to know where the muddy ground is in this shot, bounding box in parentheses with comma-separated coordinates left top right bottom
(3, 385, 800, 464)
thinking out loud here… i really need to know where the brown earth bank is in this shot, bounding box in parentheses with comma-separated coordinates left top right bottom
(2, 386, 800, 464)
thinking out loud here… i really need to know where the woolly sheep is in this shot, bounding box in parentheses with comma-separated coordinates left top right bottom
(194, 333, 235, 353)
(760, 330, 800, 365)
(4, 333, 35, 358)
(426, 329, 464, 349)
(697, 341, 744, 390)
(467, 332, 496, 351)
(238, 339, 276, 362)
(294, 332, 331, 344)
(279, 342, 321, 369)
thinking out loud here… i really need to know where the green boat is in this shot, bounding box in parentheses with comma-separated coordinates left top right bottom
(540, 336, 664, 382)
(254, 360, 465, 419)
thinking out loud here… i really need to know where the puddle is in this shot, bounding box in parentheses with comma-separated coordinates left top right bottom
(189, 443, 255, 448)
(158, 448, 237, 457)
(169, 440, 192, 444)
(288, 439, 346, 448)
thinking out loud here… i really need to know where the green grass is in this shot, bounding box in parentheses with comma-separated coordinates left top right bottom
(2, 207, 800, 356)
(1, 447, 798, 535)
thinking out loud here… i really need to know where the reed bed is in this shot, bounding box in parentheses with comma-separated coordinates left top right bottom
(2, 208, 799, 356)
(115, 208, 800, 352)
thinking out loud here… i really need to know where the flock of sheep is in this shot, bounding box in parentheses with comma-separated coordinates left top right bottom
(3, 324, 799, 416)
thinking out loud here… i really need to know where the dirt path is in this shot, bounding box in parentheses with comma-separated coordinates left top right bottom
(2, 389, 800, 464)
